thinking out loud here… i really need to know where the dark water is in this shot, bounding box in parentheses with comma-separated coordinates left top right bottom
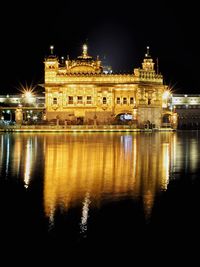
(0, 131, 200, 260)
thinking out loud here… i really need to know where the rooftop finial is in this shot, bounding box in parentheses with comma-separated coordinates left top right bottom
(61, 56, 64, 64)
(82, 44, 88, 58)
(50, 45, 54, 55)
(145, 46, 150, 57)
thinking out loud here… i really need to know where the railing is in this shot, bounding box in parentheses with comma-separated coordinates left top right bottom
(1, 124, 136, 130)
(161, 123, 172, 128)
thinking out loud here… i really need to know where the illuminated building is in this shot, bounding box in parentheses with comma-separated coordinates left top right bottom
(44, 45, 177, 129)
(171, 94, 200, 129)
(0, 94, 45, 123)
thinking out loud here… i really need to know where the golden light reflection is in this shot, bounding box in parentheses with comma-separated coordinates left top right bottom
(162, 143, 169, 190)
(12, 134, 38, 186)
(1, 132, 190, 226)
(80, 192, 91, 236)
(43, 132, 176, 224)
(190, 137, 198, 172)
(5, 134, 10, 175)
(12, 136, 22, 177)
(24, 138, 32, 188)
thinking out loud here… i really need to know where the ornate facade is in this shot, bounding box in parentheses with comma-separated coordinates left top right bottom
(44, 45, 177, 128)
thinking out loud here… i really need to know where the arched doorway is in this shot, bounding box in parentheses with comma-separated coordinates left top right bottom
(162, 114, 171, 123)
(115, 112, 134, 125)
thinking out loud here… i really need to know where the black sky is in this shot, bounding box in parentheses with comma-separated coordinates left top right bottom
(0, 0, 199, 94)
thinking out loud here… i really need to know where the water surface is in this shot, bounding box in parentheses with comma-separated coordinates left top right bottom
(0, 131, 199, 257)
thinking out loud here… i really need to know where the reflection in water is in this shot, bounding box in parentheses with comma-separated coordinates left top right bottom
(1, 131, 200, 234)
(80, 192, 91, 237)
(24, 138, 32, 188)
(162, 143, 169, 189)
(43, 132, 176, 227)
(174, 131, 200, 174)
(5, 135, 10, 175)
(0, 133, 39, 187)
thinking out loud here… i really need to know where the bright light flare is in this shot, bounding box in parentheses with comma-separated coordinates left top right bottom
(25, 91, 33, 99)
(162, 90, 171, 100)
(18, 82, 36, 99)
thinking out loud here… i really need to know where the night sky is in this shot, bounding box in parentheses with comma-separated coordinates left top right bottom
(0, 0, 199, 94)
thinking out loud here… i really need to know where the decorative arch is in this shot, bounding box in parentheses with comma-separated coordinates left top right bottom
(115, 110, 132, 117)
(67, 64, 96, 74)
(162, 113, 172, 123)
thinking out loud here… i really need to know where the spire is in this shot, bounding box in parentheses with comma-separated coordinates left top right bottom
(78, 43, 92, 59)
(82, 44, 88, 58)
(145, 46, 150, 58)
(142, 46, 154, 71)
(61, 56, 65, 65)
(50, 45, 54, 55)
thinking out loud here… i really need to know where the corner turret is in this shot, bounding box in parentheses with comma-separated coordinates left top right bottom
(134, 46, 163, 83)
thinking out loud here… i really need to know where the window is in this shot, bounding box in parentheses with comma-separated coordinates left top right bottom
(130, 97, 134, 104)
(68, 96, 73, 104)
(116, 97, 120, 104)
(53, 97, 57, 105)
(103, 97, 107, 104)
(77, 96, 83, 104)
(123, 97, 127, 104)
(87, 96, 92, 104)
(148, 99, 151, 105)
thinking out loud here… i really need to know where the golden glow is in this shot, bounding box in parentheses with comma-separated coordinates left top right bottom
(44, 46, 176, 129)
(162, 90, 171, 108)
(162, 90, 170, 100)
(19, 83, 35, 94)
(18, 82, 36, 104)
(0, 134, 40, 186)
(24, 91, 33, 99)
(0, 133, 180, 225)
(82, 44, 88, 58)
(162, 143, 170, 189)
(5, 135, 10, 174)
(43, 133, 174, 222)
(172, 113, 178, 124)
(133, 107, 137, 120)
